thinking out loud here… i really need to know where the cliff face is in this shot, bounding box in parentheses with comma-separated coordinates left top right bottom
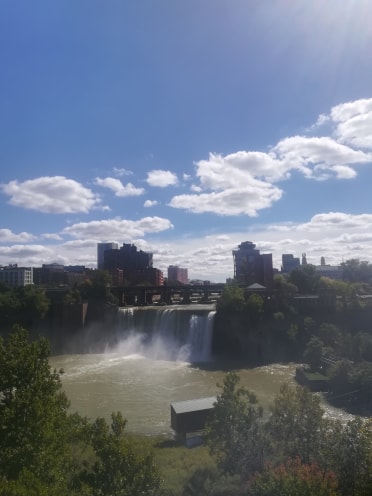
(212, 311, 297, 364)
(212, 305, 372, 365)
(31, 301, 118, 354)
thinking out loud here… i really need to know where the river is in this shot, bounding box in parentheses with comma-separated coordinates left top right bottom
(49, 305, 354, 435)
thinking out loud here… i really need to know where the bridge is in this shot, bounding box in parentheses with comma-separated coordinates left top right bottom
(110, 283, 226, 306)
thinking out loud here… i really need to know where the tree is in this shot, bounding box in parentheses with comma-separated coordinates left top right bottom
(85, 412, 161, 496)
(266, 384, 329, 464)
(272, 274, 298, 310)
(206, 372, 265, 480)
(246, 294, 264, 323)
(0, 326, 75, 492)
(248, 458, 339, 496)
(341, 259, 372, 285)
(303, 335, 324, 371)
(216, 283, 246, 312)
(331, 417, 372, 496)
(0, 327, 162, 496)
(0, 286, 49, 329)
(288, 265, 320, 294)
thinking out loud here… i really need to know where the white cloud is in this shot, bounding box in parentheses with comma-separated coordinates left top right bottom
(273, 136, 371, 179)
(147, 170, 178, 187)
(0, 229, 36, 243)
(332, 165, 357, 179)
(329, 98, 372, 150)
(168, 117, 372, 217)
(41, 233, 63, 241)
(113, 167, 133, 177)
(63, 216, 174, 239)
(95, 177, 145, 197)
(0, 176, 101, 214)
(169, 184, 282, 216)
(3, 211, 372, 282)
(144, 200, 159, 207)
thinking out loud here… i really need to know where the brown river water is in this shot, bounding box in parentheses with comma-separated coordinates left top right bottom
(49, 306, 354, 436)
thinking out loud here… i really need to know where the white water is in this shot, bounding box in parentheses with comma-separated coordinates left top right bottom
(112, 306, 215, 362)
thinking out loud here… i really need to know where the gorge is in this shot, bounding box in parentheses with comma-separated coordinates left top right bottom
(49, 304, 353, 435)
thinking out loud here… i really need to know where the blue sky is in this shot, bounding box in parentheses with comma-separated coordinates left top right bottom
(1, 0, 372, 282)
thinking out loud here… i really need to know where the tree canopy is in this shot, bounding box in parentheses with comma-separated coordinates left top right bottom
(0, 327, 161, 495)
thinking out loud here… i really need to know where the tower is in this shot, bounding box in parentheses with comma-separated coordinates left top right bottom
(97, 242, 118, 270)
(232, 241, 273, 287)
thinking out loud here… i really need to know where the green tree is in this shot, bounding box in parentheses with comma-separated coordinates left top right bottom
(246, 294, 264, 323)
(206, 372, 265, 481)
(0, 286, 49, 329)
(331, 417, 372, 496)
(272, 274, 298, 310)
(303, 335, 324, 371)
(216, 283, 246, 312)
(248, 458, 339, 496)
(0, 327, 161, 496)
(341, 259, 372, 285)
(0, 326, 76, 492)
(288, 264, 320, 294)
(266, 384, 329, 464)
(85, 412, 161, 496)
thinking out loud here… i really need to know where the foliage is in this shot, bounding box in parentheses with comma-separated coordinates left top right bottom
(0, 327, 161, 496)
(0, 326, 71, 481)
(246, 294, 264, 323)
(331, 417, 372, 496)
(303, 335, 324, 371)
(0, 285, 49, 328)
(63, 288, 82, 305)
(352, 331, 372, 362)
(266, 384, 329, 464)
(152, 437, 216, 496)
(206, 372, 265, 480)
(78, 270, 117, 304)
(287, 264, 320, 294)
(248, 458, 339, 496)
(83, 412, 161, 496)
(216, 283, 246, 312)
(341, 259, 372, 285)
(272, 274, 298, 310)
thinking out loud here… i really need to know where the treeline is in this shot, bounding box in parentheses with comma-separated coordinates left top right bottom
(201, 372, 372, 496)
(1, 328, 371, 495)
(214, 260, 372, 412)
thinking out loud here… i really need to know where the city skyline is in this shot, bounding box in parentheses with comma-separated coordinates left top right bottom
(1, 2, 372, 282)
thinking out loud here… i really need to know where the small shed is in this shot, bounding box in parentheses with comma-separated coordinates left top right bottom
(170, 396, 216, 436)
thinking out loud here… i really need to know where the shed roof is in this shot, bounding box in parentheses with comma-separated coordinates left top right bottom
(171, 396, 216, 415)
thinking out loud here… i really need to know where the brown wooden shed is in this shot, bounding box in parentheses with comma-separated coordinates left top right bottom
(170, 396, 216, 435)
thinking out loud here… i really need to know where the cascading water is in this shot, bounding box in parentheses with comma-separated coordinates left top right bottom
(114, 305, 216, 362)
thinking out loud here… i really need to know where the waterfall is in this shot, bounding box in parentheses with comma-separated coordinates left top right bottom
(115, 306, 216, 362)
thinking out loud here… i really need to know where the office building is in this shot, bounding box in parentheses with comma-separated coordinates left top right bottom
(232, 241, 273, 287)
(0, 265, 33, 287)
(167, 265, 188, 284)
(282, 254, 301, 273)
(97, 242, 119, 270)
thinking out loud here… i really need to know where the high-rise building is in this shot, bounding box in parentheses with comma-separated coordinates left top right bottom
(232, 241, 273, 287)
(103, 243, 153, 272)
(102, 243, 160, 285)
(97, 242, 119, 270)
(167, 265, 188, 284)
(282, 254, 301, 273)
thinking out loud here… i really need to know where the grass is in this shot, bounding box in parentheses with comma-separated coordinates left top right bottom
(128, 434, 217, 495)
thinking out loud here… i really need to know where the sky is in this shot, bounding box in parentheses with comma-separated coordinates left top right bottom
(1, 0, 372, 283)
